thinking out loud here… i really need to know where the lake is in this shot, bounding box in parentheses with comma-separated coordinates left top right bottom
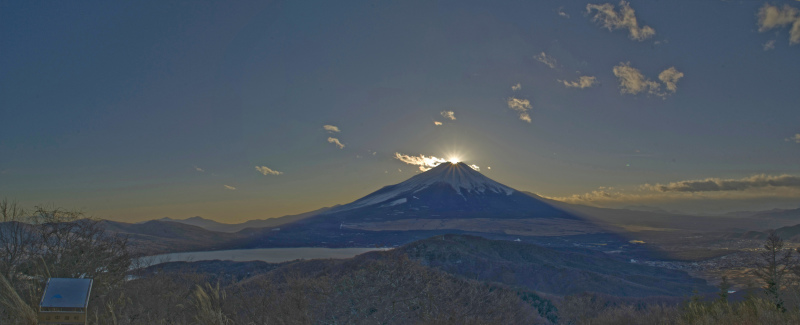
(138, 247, 389, 267)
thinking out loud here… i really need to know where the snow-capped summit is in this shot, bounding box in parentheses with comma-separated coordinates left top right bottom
(347, 162, 514, 209)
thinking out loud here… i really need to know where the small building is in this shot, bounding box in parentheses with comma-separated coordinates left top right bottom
(39, 278, 93, 325)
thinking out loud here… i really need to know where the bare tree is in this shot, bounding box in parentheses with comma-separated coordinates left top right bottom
(753, 230, 794, 312)
(29, 206, 131, 288)
(0, 199, 38, 285)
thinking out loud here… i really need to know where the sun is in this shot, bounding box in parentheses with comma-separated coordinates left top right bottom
(448, 157, 460, 164)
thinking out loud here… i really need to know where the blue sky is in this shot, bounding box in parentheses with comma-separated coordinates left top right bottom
(2, 1, 800, 222)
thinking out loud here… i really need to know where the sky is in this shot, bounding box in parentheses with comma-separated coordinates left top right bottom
(2, 0, 800, 222)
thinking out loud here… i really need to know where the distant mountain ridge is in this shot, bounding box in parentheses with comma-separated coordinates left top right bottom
(102, 220, 243, 254)
(149, 206, 334, 233)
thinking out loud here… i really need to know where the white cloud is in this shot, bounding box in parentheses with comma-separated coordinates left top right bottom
(586, 1, 655, 41)
(613, 62, 660, 95)
(434, 121, 443, 126)
(534, 52, 558, 69)
(195, 166, 204, 172)
(507, 97, 531, 111)
(394, 152, 481, 172)
(612, 62, 682, 98)
(327, 137, 345, 149)
(558, 7, 570, 18)
(394, 153, 446, 171)
(512, 83, 522, 91)
(440, 111, 456, 120)
(507, 97, 532, 123)
(559, 76, 597, 88)
(255, 165, 283, 176)
(224, 185, 236, 190)
(323, 125, 341, 133)
(764, 39, 777, 51)
(758, 4, 800, 44)
(519, 112, 532, 123)
(786, 134, 800, 143)
(657, 67, 684, 93)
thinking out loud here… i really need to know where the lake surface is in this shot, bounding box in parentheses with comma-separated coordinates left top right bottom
(139, 247, 389, 267)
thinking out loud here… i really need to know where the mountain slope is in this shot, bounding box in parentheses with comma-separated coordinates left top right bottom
(396, 234, 714, 297)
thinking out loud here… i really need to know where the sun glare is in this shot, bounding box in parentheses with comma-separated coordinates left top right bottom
(449, 157, 460, 164)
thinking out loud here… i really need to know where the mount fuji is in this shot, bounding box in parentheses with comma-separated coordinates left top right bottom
(322, 162, 576, 221)
(239, 162, 597, 247)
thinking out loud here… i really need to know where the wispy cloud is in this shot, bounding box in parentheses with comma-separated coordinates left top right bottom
(434, 121, 443, 126)
(195, 166, 204, 172)
(586, 1, 655, 41)
(323, 125, 341, 133)
(558, 7, 570, 18)
(394, 153, 446, 171)
(512, 83, 522, 91)
(224, 185, 236, 190)
(764, 39, 777, 51)
(758, 4, 800, 45)
(658, 67, 684, 93)
(534, 52, 558, 69)
(327, 137, 345, 149)
(545, 175, 800, 212)
(612, 62, 682, 98)
(507, 97, 533, 123)
(440, 111, 456, 120)
(559, 76, 597, 88)
(644, 174, 800, 192)
(613, 62, 661, 95)
(469, 164, 480, 171)
(255, 165, 283, 176)
(786, 134, 800, 143)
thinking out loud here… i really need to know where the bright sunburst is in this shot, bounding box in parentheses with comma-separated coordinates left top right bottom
(448, 157, 460, 164)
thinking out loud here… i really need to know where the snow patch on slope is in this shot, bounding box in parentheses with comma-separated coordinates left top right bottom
(382, 198, 407, 207)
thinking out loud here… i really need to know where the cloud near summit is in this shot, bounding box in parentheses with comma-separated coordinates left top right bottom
(394, 153, 447, 171)
(394, 152, 480, 172)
